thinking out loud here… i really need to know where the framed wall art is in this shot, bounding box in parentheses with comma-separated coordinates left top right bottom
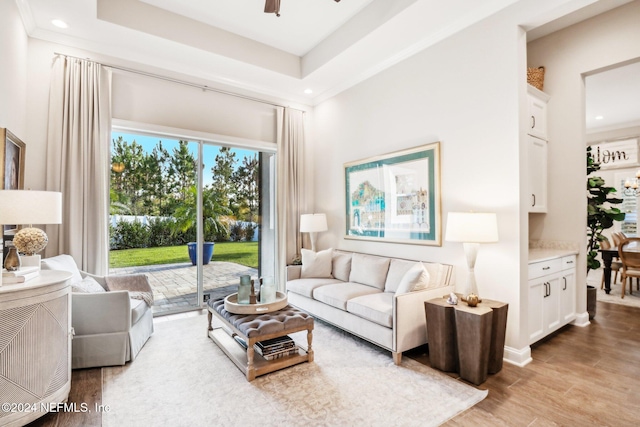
(1, 128, 26, 190)
(344, 142, 441, 246)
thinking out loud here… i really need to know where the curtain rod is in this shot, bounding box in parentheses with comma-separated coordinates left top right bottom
(54, 52, 305, 113)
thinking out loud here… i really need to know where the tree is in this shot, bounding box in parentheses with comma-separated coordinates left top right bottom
(110, 136, 147, 215)
(168, 140, 197, 203)
(210, 147, 237, 213)
(144, 141, 171, 215)
(586, 146, 625, 273)
(233, 153, 260, 222)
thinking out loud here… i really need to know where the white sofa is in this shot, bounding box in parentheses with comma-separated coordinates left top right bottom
(286, 249, 455, 364)
(41, 255, 154, 369)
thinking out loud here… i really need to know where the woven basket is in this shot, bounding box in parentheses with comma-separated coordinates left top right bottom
(527, 66, 545, 91)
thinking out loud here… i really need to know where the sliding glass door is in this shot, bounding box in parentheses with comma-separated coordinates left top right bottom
(109, 130, 275, 315)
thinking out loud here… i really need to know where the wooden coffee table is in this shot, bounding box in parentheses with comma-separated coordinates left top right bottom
(207, 298, 314, 381)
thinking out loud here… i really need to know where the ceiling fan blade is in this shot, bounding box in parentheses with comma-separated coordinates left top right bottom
(264, 0, 281, 16)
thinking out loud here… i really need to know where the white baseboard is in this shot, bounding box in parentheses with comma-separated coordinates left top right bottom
(572, 311, 590, 327)
(503, 345, 532, 367)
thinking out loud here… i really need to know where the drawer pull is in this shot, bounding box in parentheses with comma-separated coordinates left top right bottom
(566, 260, 574, 264)
(542, 266, 551, 270)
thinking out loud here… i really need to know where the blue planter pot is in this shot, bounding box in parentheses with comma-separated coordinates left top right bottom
(187, 242, 215, 265)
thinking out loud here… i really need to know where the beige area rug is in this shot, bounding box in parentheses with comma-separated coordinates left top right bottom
(587, 269, 640, 308)
(103, 315, 487, 427)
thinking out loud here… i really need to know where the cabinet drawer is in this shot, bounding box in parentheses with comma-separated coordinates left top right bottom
(528, 258, 562, 279)
(561, 255, 576, 270)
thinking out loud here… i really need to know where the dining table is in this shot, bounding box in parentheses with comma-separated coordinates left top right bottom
(599, 246, 618, 294)
(600, 240, 640, 294)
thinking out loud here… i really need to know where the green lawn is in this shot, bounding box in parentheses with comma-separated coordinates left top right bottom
(109, 242, 258, 269)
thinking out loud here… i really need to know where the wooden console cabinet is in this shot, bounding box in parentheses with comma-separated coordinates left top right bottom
(0, 270, 72, 427)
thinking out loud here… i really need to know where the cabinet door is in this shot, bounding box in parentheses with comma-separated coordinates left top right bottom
(528, 136, 548, 213)
(544, 275, 561, 333)
(560, 268, 576, 323)
(528, 89, 548, 140)
(528, 277, 545, 344)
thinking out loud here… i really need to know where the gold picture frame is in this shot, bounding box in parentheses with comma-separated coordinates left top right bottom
(1, 128, 26, 190)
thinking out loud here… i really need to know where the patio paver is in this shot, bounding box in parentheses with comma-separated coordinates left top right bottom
(110, 261, 258, 315)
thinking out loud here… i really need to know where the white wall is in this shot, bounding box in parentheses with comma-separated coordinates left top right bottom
(528, 0, 640, 315)
(313, 4, 542, 360)
(0, 0, 29, 150)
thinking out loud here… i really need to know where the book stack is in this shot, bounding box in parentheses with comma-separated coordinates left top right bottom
(254, 336, 298, 360)
(2, 266, 40, 285)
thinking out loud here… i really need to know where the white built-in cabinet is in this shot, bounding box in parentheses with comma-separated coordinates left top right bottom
(527, 85, 550, 213)
(528, 255, 576, 344)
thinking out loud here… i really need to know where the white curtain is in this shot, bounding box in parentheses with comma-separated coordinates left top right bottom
(276, 107, 306, 288)
(44, 55, 112, 275)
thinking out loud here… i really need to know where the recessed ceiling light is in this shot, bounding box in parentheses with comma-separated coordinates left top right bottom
(304, 89, 313, 94)
(595, 115, 604, 120)
(51, 19, 68, 29)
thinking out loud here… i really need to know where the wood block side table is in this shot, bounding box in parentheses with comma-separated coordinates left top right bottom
(424, 297, 508, 385)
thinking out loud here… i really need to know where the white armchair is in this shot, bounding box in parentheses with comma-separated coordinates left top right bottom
(41, 255, 154, 369)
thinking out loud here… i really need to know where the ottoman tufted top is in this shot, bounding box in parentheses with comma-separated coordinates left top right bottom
(209, 299, 314, 338)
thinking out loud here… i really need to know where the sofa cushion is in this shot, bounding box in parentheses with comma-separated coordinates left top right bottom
(395, 263, 431, 294)
(346, 292, 393, 328)
(384, 259, 420, 293)
(332, 252, 352, 282)
(313, 282, 381, 310)
(348, 253, 390, 290)
(130, 298, 148, 325)
(287, 278, 342, 298)
(41, 254, 84, 284)
(301, 248, 333, 278)
(423, 263, 450, 288)
(72, 276, 107, 294)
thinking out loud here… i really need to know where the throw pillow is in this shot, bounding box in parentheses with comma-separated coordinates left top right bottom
(71, 276, 106, 293)
(384, 259, 419, 293)
(332, 252, 352, 282)
(395, 262, 431, 294)
(301, 248, 334, 278)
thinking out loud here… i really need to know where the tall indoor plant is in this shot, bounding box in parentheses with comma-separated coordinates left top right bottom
(586, 146, 625, 317)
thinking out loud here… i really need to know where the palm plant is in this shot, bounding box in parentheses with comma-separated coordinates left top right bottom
(172, 185, 232, 240)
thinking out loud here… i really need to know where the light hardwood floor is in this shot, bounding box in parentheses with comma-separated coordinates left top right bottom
(29, 301, 640, 426)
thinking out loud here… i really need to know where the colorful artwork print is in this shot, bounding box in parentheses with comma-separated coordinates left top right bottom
(344, 143, 441, 246)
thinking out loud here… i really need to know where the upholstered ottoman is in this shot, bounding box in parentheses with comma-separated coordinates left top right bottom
(207, 299, 314, 381)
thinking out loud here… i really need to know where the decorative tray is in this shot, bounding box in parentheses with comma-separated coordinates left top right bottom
(224, 291, 288, 314)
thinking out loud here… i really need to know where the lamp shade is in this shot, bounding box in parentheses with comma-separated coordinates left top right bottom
(0, 190, 63, 225)
(300, 213, 328, 233)
(445, 212, 498, 243)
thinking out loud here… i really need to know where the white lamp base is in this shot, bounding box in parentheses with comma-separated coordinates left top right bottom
(20, 254, 41, 270)
(463, 242, 480, 297)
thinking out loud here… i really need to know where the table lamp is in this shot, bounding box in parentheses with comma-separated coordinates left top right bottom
(300, 213, 327, 252)
(445, 212, 499, 299)
(0, 190, 63, 270)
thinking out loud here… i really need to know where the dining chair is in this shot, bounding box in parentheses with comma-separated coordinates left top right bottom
(611, 231, 627, 247)
(617, 237, 640, 298)
(600, 237, 622, 288)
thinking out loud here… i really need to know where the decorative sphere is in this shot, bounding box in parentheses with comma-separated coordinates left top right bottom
(466, 293, 479, 307)
(13, 227, 48, 256)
